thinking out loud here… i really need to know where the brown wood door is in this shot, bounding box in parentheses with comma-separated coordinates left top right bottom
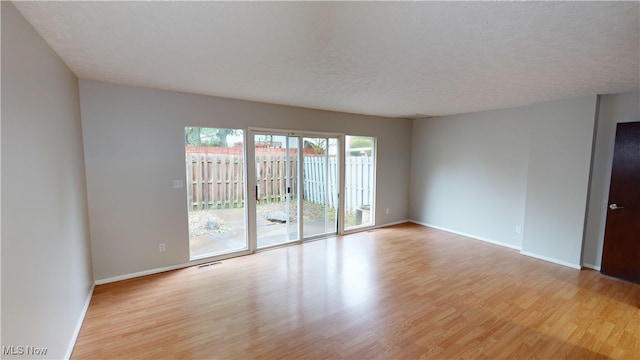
(601, 121, 640, 283)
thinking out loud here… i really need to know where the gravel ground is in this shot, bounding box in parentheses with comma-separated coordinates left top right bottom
(188, 201, 330, 237)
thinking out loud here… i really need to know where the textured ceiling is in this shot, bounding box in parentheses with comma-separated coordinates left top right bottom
(13, 1, 640, 118)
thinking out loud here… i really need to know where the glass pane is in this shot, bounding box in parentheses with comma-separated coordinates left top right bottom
(303, 137, 338, 238)
(185, 127, 247, 259)
(345, 135, 375, 229)
(256, 134, 300, 248)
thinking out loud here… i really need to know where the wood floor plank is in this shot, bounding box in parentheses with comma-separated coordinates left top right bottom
(72, 223, 639, 359)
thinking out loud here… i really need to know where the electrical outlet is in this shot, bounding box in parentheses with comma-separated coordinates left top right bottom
(173, 180, 184, 189)
(159, 243, 166, 252)
(515, 226, 522, 234)
(385, 208, 390, 215)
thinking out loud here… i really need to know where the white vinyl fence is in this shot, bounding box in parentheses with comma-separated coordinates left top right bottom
(302, 156, 373, 213)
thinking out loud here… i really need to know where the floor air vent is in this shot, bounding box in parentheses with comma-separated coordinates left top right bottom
(197, 261, 222, 269)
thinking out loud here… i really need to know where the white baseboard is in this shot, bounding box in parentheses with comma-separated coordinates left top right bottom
(409, 220, 581, 271)
(409, 220, 522, 251)
(96, 221, 587, 285)
(95, 261, 203, 285)
(65, 282, 95, 360)
(95, 256, 236, 284)
(97, 221, 414, 285)
(582, 263, 601, 271)
(519, 251, 582, 270)
(379, 219, 411, 228)
(340, 219, 410, 236)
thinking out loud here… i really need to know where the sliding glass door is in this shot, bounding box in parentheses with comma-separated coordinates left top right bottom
(302, 137, 339, 238)
(184, 128, 362, 261)
(250, 130, 340, 249)
(254, 133, 300, 248)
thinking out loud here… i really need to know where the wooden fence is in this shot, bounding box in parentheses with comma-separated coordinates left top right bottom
(186, 154, 245, 210)
(186, 153, 373, 213)
(255, 153, 298, 204)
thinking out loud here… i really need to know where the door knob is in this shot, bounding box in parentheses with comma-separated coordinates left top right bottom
(609, 204, 624, 210)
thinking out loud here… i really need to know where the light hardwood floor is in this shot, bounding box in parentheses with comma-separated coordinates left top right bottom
(72, 223, 639, 359)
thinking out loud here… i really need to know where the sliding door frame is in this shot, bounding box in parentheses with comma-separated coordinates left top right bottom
(248, 128, 345, 252)
(251, 131, 302, 250)
(186, 127, 379, 264)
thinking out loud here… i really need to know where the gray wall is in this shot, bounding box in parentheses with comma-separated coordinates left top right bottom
(79, 80, 412, 282)
(582, 92, 640, 269)
(410, 95, 599, 268)
(1, 3, 94, 359)
(409, 107, 530, 249)
(521, 96, 598, 268)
